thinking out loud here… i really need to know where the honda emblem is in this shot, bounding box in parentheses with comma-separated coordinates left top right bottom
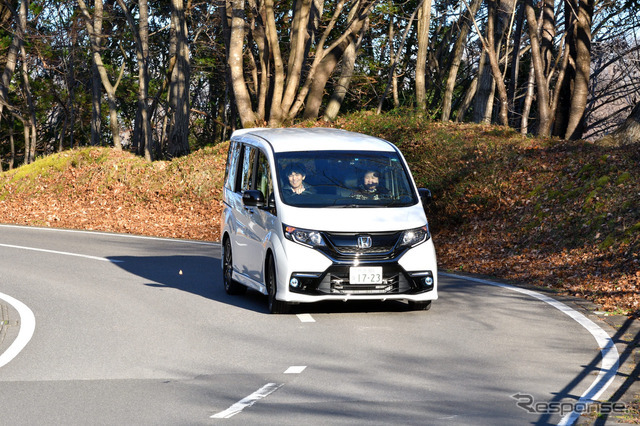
(357, 236, 372, 249)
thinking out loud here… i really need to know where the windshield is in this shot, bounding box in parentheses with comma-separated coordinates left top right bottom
(275, 150, 418, 207)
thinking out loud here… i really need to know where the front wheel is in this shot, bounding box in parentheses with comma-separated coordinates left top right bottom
(222, 238, 246, 295)
(266, 255, 290, 314)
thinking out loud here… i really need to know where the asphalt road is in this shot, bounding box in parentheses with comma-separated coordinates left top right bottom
(0, 224, 620, 425)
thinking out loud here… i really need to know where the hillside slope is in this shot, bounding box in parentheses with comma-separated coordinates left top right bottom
(1, 113, 638, 316)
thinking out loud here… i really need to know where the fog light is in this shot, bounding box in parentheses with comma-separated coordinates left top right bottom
(290, 277, 300, 288)
(424, 276, 434, 286)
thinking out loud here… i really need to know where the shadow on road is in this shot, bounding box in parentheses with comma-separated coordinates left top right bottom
(106, 253, 423, 315)
(591, 316, 640, 425)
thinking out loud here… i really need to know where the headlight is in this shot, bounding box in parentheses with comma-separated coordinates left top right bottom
(400, 225, 430, 247)
(283, 225, 326, 247)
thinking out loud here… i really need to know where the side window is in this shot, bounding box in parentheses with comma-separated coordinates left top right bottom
(255, 151, 273, 201)
(240, 145, 258, 192)
(224, 141, 243, 191)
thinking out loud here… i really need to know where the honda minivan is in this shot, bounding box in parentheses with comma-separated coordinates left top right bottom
(220, 128, 437, 313)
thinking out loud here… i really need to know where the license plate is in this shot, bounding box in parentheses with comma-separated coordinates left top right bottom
(349, 267, 383, 284)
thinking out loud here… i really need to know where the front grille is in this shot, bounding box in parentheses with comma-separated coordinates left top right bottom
(314, 267, 411, 295)
(321, 231, 403, 259)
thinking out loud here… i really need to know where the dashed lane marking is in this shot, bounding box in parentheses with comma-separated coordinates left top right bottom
(297, 314, 315, 323)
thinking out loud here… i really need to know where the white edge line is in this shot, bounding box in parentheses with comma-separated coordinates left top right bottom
(441, 273, 620, 426)
(0, 292, 36, 368)
(211, 382, 283, 419)
(0, 243, 123, 263)
(0, 224, 219, 246)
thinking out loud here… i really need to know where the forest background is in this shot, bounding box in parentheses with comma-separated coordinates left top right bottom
(1, 1, 640, 316)
(1, 0, 640, 166)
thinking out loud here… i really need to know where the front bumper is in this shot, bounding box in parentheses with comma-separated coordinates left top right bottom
(277, 238, 438, 303)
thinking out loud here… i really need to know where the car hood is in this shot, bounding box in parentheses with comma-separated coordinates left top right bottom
(279, 205, 427, 233)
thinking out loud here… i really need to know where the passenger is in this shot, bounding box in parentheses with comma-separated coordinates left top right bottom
(283, 162, 314, 196)
(351, 169, 389, 200)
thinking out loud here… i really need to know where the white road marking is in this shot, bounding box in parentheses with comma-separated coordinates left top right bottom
(211, 382, 283, 419)
(284, 365, 307, 374)
(0, 292, 36, 368)
(441, 273, 620, 426)
(297, 313, 315, 323)
(0, 224, 218, 246)
(0, 243, 123, 263)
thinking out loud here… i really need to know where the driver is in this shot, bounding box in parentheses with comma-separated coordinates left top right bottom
(283, 162, 314, 196)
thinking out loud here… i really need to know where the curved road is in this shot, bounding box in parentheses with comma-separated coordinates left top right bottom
(0, 225, 619, 425)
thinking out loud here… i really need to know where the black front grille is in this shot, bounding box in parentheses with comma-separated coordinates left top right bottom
(314, 265, 411, 295)
(321, 231, 403, 259)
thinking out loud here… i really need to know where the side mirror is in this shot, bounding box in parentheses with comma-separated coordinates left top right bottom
(418, 188, 432, 205)
(242, 190, 265, 207)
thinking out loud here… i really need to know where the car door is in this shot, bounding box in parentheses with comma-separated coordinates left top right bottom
(234, 145, 273, 284)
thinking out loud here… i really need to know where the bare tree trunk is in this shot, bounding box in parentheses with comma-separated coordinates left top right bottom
(455, 75, 478, 122)
(484, 0, 510, 126)
(377, 0, 423, 114)
(564, 0, 594, 140)
(228, 0, 259, 127)
(323, 25, 364, 121)
(281, 0, 312, 114)
(520, 64, 535, 135)
(508, 1, 525, 126)
(540, 0, 555, 74)
(118, 0, 153, 160)
(264, 0, 285, 125)
(467, 0, 510, 125)
(415, 0, 432, 111)
(598, 102, 640, 146)
(473, 53, 494, 123)
(0, 1, 23, 121)
(224, 0, 377, 127)
(78, 0, 124, 149)
(17, 0, 37, 164)
(90, 0, 103, 147)
(167, 0, 191, 158)
(524, 0, 552, 136)
(9, 116, 16, 169)
(441, 0, 481, 122)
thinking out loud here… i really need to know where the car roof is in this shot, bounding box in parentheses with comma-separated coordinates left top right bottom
(231, 127, 398, 153)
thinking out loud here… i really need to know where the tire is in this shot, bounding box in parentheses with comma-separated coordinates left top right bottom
(222, 238, 246, 295)
(266, 255, 289, 314)
(408, 300, 432, 311)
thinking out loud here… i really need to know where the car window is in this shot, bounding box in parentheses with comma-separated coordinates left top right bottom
(240, 145, 258, 192)
(255, 150, 273, 201)
(275, 150, 418, 208)
(224, 141, 243, 191)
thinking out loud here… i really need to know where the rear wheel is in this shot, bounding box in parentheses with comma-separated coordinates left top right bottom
(408, 300, 432, 311)
(266, 255, 289, 314)
(222, 238, 246, 295)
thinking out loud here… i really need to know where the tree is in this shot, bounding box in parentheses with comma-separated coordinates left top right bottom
(441, 0, 482, 122)
(117, 0, 152, 161)
(598, 102, 640, 146)
(78, 0, 125, 149)
(415, 0, 432, 111)
(223, 0, 378, 128)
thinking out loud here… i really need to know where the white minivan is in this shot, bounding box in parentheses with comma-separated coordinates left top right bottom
(220, 128, 438, 313)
